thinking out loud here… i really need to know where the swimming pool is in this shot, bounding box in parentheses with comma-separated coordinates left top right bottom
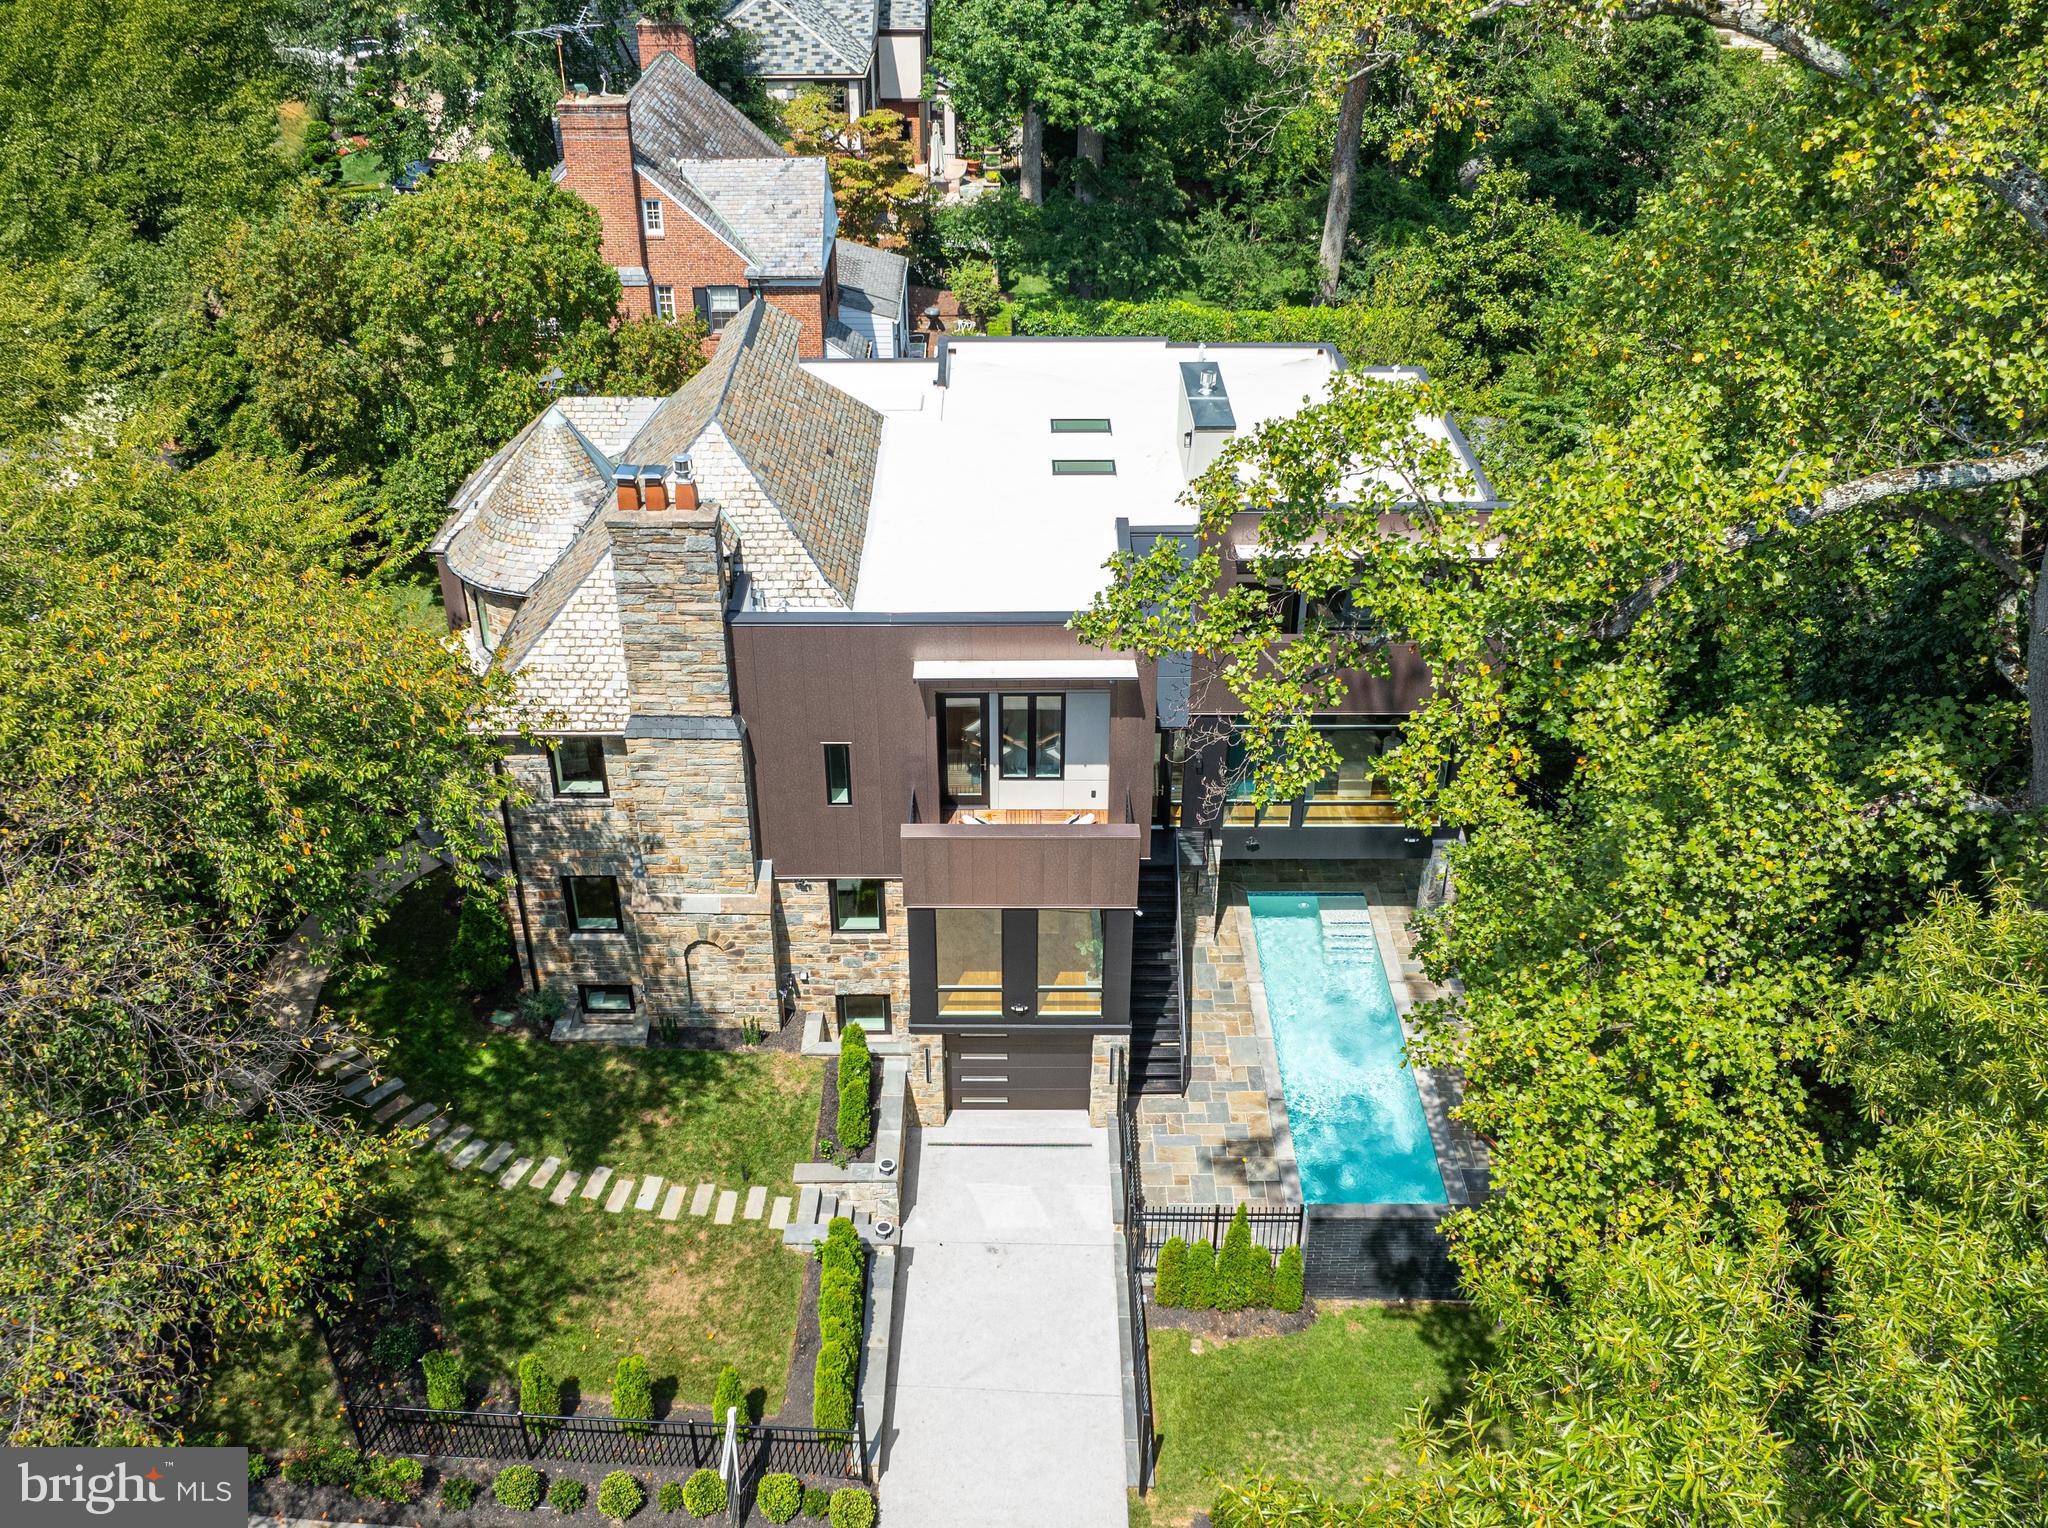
(1248, 892, 1448, 1205)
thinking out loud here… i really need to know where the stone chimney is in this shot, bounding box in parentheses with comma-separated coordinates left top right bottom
(635, 18, 699, 71)
(556, 87, 643, 271)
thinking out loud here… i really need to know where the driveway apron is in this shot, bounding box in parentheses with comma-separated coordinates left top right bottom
(880, 1110, 1127, 1528)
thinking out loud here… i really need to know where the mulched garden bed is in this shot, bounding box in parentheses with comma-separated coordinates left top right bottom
(1145, 1299, 1317, 1341)
(811, 1057, 875, 1166)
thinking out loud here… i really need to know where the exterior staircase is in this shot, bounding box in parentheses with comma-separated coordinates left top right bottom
(1128, 848, 1185, 1094)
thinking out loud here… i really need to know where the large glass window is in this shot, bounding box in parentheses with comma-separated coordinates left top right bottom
(999, 694, 1064, 779)
(1302, 725, 1402, 825)
(940, 694, 988, 804)
(1035, 909, 1103, 1019)
(935, 909, 1003, 1018)
(831, 879, 885, 932)
(549, 738, 608, 798)
(563, 875, 622, 932)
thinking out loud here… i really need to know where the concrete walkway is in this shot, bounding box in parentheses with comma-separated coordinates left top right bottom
(880, 1111, 1126, 1528)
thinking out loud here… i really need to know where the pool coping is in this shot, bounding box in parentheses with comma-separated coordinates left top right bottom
(1240, 885, 1484, 1213)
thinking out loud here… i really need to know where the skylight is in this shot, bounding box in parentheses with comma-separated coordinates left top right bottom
(1050, 418, 1113, 433)
(1051, 459, 1117, 476)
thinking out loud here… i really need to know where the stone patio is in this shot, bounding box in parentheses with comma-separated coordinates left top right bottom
(1134, 858, 1489, 1209)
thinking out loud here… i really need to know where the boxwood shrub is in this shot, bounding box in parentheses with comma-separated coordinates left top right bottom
(597, 1471, 643, 1522)
(681, 1468, 725, 1518)
(280, 1445, 358, 1487)
(834, 1026, 873, 1150)
(755, 1473, 802, 1524)
(548, 1476, 586, 1512)
(656, 1482, 685, 1513)
(420, 1350, 466, 1412)
(612, 1354, 654, 1434)
(711, 1364, 743, 1427)
(247, 1454, 270, 1485)
(801, 1486, 833, 1518)
(520, 1353, 561, 1419)
(827, 1487, 876, 1528)
(495, 1465, 544, 1510)
(370, 1321, 423, 1371)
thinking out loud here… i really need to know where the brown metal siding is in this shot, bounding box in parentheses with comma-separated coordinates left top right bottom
(899, 823, 1143, 909)
(728, 620, 1158, 880)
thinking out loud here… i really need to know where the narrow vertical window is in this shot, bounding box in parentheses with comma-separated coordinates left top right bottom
(641, 197, 664, 235)
(823, 743, 853, 805)
(653, 285, 677, 321)
(999, 695, 1064, 779)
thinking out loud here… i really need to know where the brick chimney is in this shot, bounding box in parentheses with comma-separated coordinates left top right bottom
(635, 18, 699, 71)
(556, 87, 645, 272)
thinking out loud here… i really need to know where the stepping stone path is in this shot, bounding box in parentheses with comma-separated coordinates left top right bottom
(311, 1039, 799, 1241)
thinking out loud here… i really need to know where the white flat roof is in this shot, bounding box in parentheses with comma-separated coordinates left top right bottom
(803, 339, 1483, 615)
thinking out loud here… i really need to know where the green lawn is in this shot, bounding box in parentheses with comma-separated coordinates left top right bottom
(195, 875, 820, 1446)
(189, 1314, 350, 1449)
(1131, 1304, 1495, 1528)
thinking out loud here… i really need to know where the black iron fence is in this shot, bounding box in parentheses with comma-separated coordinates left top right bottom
(1134, 1202, 1306, 1274)
(1113, 1055, 1156, 1493)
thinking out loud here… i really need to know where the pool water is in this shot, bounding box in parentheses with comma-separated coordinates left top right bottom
(1248, 892, 1448, 1205)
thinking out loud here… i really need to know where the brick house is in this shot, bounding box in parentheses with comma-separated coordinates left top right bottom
(431, 302, 1491, 1127)
(726, 0, 934, 160)
(555, 18, 909, 359)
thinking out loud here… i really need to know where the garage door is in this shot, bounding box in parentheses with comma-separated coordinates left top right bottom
(946, 1031, 1093, 1110)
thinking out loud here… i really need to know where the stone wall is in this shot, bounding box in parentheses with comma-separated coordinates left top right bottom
(775, 877, 910, 1036)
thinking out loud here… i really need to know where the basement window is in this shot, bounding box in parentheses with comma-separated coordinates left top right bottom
(1051, 459, 1117, 476)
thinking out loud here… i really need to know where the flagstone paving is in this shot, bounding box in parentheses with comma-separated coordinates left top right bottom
(605, 1178, 634, 1213)
(713, 1189, 738, 1225)
(743, 1185, 767, 1220)
(635, 1176, 664, 1212)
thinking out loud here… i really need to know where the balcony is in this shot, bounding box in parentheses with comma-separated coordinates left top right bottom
(901, 789, 1142, 909)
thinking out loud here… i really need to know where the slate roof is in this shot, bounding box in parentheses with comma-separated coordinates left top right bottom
(834, 238, 907, 318)
(623, 302, 882, 602)
(658, 157, 836, 280)
(445, 404, 615, 595)
(495, 518, 630, 733)
(628, 51, 785, 161)
(725, 0, 876, 78)
(878, 0, 925, 29)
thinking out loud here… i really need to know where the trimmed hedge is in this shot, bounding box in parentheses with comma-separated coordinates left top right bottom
(1184, 1240, 1216, 1310)
(520, 1353, 560, 1419)
(597, 1471, 644, 1522)
(420, 1350, 465, 1412)
(681, 1468, 726, 1518)
(280, 1446, 358, 1487)
(495, 1465, 544, 1510)
(756, 1473, 803, 1523)
(828, 1487, 876, 1528)
(813, 1217, 866, 1430)
(835, 1024, 873, 1151)
(1154, 1236, 1187, 1306)
(548, 1476, 587, 1512)
(657, 1481, 686, 1513)
(612, 1354, 654, 1434)
(802, 1486, 833, 1517)
(1274, 1244, 1305, 1312)
(711, 1363, 743, 1427)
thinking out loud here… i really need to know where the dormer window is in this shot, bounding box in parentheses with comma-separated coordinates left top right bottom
(641, 197, 664, 235)
(468, 587, 498, 652)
